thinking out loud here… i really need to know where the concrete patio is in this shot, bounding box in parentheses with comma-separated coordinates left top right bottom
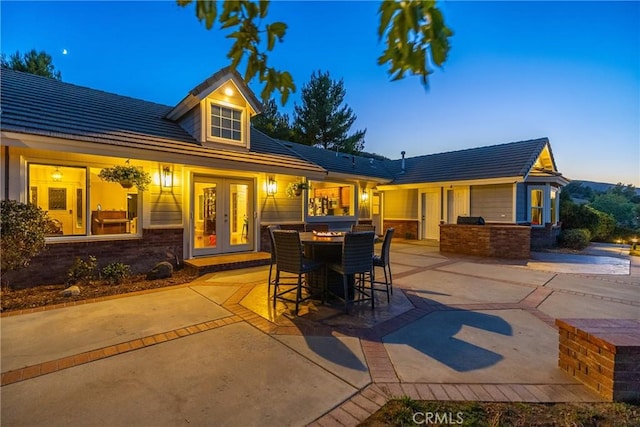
(1, 241, 638, 426)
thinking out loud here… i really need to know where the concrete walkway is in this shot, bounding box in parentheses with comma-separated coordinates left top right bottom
(2, 242, 638, 426)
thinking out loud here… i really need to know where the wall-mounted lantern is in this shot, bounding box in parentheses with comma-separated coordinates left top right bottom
(51, 167, 63, 182)
(267, 176, 277, 196)
(161, 165, 173, 188)
(361, 189, 369, 203)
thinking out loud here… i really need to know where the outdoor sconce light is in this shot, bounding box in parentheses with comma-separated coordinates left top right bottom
(361, 190, 369, 202)
(267, 176, 277, 195)
(51, 167, 63, 182)
(161, 166, 173, 188)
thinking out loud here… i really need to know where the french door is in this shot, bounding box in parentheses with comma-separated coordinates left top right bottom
(192, 176, 253, 256)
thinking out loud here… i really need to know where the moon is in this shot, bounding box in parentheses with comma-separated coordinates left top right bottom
(62, 49, 68, 55)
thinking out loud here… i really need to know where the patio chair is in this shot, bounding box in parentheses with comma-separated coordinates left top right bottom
(351, 223, 376, 233)
(373, 228, 395, 302)
(266, 224, 281, 295)
(326, 231, 375, 312)
(304, 223, 329, 232)
(272, 230, 324, 315)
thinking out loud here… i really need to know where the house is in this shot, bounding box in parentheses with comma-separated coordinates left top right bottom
(0, 68, 568, 285)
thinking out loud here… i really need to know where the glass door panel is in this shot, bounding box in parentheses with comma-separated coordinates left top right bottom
(229, 182, 250, 248)
(193, 178, 220, 254)
(192, 176, 253, 256)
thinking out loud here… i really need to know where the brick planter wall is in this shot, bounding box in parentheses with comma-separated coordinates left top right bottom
(531, 223, 562, 249)
(3, 228, 184, 288)
(556, 319, 640, 402)
(439, 224, 531, 259)
(383, 220, 418, 240)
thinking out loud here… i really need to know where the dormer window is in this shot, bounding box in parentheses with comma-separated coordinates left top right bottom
(210, 104, 242, 142)
(166, 69, 260, 149)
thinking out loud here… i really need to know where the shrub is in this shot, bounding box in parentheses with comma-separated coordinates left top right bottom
(558, 228, 591, 250)
(1, 200, 55, 275)
(560, 201, 615, 241)
(66, 256, 98, 285)
(101, 262, 130, 285)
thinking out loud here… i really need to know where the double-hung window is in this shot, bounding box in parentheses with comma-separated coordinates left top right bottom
(529, 186, 545, 226)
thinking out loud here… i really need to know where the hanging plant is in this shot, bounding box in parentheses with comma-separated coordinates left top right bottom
(286, 181, 308, 198)
(98, 161, 151, 191)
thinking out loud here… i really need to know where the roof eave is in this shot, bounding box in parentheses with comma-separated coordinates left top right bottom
(165, 68, 262, 121)
(1, 130, 327, 178)
(325, 171, 393, 183)
(377, 176, 525, 190)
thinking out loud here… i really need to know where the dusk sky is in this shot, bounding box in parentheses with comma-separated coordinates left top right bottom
(2, 1, 639, 186)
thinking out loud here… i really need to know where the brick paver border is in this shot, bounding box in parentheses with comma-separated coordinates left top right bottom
(4, 245, 624, 425)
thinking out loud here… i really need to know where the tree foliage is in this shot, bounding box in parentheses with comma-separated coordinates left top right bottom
(562, 182, 595, 202)
(292, 70, 366, 154)
(377, 0, 452, 86)
(178, 0, 453, 104)
(177, 0, 294, 104)
(1, 200, 56, 275)
(1, 49, 61, 80)
(251, 98, 295, 141)
(560, 199, 616, 242)
(590, 192, 638, 229)
(607, 183, 640, 204)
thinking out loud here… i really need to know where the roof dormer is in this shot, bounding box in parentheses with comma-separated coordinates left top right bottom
(165, 67, 262, 150)
(532, 143, 557, 172)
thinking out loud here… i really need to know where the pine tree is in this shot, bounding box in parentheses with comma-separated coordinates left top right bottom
(1, 49, 62, 80)
(251, 99, 294, 141)
(292, 70, 366, 154)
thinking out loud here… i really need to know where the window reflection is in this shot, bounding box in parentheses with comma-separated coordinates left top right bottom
(28, 164, 141, 237)
(307, 181, 354, 217)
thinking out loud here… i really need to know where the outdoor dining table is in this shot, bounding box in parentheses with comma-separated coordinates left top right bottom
(298, 231, 376, 300)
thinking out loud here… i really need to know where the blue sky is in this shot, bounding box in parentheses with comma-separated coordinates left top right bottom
(2, 1, 639, 186)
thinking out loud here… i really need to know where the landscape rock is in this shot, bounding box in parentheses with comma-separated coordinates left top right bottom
(146, 261, 173, 280)
(60, 285, 81, 297)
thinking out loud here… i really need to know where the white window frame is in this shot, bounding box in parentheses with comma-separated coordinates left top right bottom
(27, 161, 144, 240)
(528, 185, 546, 227)
(550, 187, 559, 225)
(205, 101, 246, 147)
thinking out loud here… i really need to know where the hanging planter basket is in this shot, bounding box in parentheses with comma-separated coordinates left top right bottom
(286, 181, 308, 198)
(98, 163, 151, 191)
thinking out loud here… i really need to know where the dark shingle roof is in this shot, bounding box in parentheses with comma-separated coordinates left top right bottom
(0, 69, 325, 174)
(272, 140, 395, 181)
(1, 69, 196, 145)
(1, 69, 556, 184)
(388, 138, 551, 184)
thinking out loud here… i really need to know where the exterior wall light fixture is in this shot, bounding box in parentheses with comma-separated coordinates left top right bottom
(161, 165, 173, 188)
(267, 176, 277, 195)
(51, 167, 63, 182)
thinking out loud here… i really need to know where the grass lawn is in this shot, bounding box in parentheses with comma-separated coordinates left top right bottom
(359, 398, 640, 426)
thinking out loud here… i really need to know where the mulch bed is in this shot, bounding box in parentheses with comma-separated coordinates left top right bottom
(1, 270, 198, 313)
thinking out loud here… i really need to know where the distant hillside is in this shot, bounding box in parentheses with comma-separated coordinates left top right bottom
(572, 180, 640, 195)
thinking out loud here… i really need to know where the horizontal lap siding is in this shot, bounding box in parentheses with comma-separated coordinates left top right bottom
(384, 189, 418, 218)
(149, 172, 184, 226)
(260, 195, 303, 222)
(260, 177, 305, 222)
(176, 106, 200, 141)
(470, 184, 513, 222)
